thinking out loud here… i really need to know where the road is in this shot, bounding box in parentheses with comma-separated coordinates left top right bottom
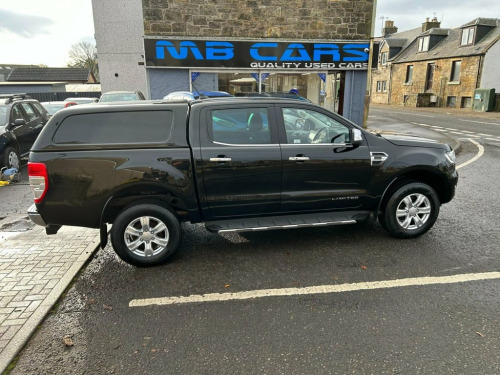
(5, 106, 500, 374)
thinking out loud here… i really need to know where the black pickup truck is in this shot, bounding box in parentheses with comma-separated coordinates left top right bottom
(27, 98, 458, 266)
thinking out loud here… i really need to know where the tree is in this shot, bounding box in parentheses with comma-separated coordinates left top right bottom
(67, 41, 99, 81)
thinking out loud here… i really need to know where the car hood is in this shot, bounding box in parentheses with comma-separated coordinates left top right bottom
(381, 134, 450, 151)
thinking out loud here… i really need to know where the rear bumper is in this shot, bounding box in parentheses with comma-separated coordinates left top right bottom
(27, 204, 47, 227)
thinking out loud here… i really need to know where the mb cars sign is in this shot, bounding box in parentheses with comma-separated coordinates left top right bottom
(144, 38, 370, 70)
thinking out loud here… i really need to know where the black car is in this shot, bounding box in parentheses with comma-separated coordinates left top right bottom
(0, 94, 50, 169)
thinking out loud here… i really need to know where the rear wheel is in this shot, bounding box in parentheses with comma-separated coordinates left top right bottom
(3, 146, 20, 169)
(111, 203, 181, 267)
(381, 182, 440, 238)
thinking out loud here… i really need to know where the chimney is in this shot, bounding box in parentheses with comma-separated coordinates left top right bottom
(383, 20, 398, 37)
(422, 16, 441, 32)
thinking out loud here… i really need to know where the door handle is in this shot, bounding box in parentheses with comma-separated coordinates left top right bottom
(210, 157, 232, 162)
(289, 156, 310, 161)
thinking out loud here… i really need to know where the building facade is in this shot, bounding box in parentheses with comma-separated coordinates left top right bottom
(92, 0, 376, 125)
(371, 18, 500, 109)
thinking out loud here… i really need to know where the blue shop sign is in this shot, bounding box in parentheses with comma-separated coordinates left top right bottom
(144, 38, 370, 70)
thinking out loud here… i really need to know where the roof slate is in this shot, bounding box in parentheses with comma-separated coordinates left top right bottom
(6, 68, 91, 82)
(394, 19, 500, 63)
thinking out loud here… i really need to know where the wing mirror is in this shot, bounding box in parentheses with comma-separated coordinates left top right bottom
(351, 128, 363, 147)
(14, 118, 26, 126)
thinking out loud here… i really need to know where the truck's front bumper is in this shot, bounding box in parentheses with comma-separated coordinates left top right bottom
(27, 204, 47, 227)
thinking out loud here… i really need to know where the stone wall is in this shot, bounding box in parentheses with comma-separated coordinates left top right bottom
(370, 42, 391, 104)
(390, 56, 481, 107)
(142, 0, 373, 39)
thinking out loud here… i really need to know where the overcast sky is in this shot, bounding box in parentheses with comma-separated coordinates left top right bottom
(0, 0, 499, 67)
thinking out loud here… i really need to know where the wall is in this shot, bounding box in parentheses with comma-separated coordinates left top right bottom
(370, 42, 391, 104)
(142, 0, 373, 39)
(91, 0, 147, 96)
(390, 56, 481, 107)
(481, 40, 500, 91)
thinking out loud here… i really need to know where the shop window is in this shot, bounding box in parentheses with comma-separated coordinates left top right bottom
(450, 61, 461, 82)
(461, 27, 475, 46)
(405, 65, 414, 83)
(461, 97, 472, 108)
(446, 96, 457, 108)
(210, 108, 271, 145)
(417, 36, 430, 52)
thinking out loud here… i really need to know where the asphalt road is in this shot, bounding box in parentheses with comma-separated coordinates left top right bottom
(6, 106, 500, 374)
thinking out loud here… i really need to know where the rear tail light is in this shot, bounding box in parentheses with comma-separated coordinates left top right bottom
(28, 162, 49, 203)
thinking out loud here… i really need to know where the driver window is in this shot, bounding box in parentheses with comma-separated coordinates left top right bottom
(282, 108, 350, 145)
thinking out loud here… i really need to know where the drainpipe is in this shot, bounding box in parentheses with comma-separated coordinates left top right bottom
(363, 0, 378, 128)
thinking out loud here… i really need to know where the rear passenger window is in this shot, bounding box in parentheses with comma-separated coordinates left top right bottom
(21, 103, 37, 121)
(211, 108, 271, 144)
(54, 111, 173, 144)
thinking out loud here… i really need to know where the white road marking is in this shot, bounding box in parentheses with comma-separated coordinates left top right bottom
(459, 119, 500, 126)
(457, 139, 484, 170)
(129, 272, 500, 307)
(478, 133, 493, 136)
(391, 112, 435, 118)
(485, 138, 500, 142)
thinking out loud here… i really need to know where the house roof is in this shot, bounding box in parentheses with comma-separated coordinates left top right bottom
(382, 27, 422, 60)
(461, 17, 498, 28)
(6, 68, 91, 82)
(394, 18, 500, 63)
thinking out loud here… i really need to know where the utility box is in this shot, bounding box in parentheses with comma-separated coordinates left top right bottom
(473, 88, 495, 112)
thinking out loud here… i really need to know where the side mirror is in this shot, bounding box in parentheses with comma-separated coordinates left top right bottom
(351, 128, 363, 147)
(10, 118, 26, 127)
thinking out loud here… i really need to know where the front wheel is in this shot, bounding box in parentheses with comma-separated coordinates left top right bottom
(110, 203, 181, 267)
(3, 146, 20, 169)
(381, 182, 440, 238)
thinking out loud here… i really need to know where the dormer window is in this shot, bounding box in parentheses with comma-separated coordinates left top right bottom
(381, 52, 388, 66)
(461, 27, 475, 46)
(417, 36, 430, 52)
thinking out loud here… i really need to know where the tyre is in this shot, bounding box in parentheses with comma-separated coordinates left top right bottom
(110, 203, 181, 267)
(3, 146, 20, 169)
(380, 182, 440, 238)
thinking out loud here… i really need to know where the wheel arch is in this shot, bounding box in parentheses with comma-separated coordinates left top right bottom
(376, 168, 450, 219)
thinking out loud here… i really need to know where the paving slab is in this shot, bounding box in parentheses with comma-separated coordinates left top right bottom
(0, 225, 100, 373)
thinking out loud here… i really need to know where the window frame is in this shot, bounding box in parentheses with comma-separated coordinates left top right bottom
(450, 60, 461, 82)
(461, 27, 475, 46)
(405, 65, 414, 83)
(381, 52, 388, 66)
(417, 36, 430, 52)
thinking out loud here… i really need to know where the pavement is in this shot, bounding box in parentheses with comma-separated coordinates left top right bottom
(0, 104, 496, 373)
(0, 217, 100, 373)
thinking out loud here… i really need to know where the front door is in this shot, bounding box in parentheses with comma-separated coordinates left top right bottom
(277, 105, 371, 212)
(198, 105, 282, 219)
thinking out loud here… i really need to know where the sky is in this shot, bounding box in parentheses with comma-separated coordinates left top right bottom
(0, 0, 499, 67)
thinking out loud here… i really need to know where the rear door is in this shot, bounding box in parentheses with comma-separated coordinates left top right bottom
(9, 104, 31, 154)
(277, 104, 372, 212)
(197, 104, 282, 219)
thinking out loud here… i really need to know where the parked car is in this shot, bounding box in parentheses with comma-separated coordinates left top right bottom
(99, 91, 146, 102)
(0, 94, 49, 169)
(64, 97, 99, 104)
(27, 98, 457, 267)
(163, 90, 233, 101)
(41, 101, 77, 116)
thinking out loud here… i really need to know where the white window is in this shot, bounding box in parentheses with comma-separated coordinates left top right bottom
(461, 28, 475, 46)
(381, 52, 388, 66)
(418, 36, 430, 52)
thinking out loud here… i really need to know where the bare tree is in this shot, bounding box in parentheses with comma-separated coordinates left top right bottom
(67, 41, 99, 81)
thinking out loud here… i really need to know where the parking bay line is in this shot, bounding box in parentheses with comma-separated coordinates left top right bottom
(129, 271, 500, 307)
(457, 139, 484, 170)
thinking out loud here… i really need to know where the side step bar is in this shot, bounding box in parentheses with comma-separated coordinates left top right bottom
(205, 211, 370, 233)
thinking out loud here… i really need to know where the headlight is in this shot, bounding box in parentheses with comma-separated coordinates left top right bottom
(445, 150, 456, 164)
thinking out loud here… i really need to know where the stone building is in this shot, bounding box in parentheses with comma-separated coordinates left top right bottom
(91, 0, 376, 125)
(371, 17, 500, 109)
